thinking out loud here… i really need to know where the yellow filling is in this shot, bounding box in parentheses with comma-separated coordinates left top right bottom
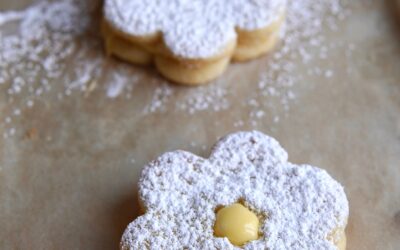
(214, 203, 259, 246)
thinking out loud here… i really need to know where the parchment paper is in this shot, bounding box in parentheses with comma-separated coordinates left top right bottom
(0, 0, 400, 249)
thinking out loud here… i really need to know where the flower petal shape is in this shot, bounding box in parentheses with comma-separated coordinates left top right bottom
(121, 131, 349, 249)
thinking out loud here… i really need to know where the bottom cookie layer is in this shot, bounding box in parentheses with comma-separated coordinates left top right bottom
(101, 21, 234, 84)
(101, 13, 285, 85)
(101, 22, 153, 66)
(154, 55, 232, 85)
(233, 12, 285, 62)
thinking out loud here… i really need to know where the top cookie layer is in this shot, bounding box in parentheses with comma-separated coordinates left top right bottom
(121, 131, 349, 249)
(104, 0, 286, 59)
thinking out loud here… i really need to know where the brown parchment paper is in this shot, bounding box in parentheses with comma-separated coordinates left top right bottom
(1, 0, 400, 249)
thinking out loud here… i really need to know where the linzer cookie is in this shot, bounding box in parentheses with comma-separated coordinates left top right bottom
(121, 131, 349, 249)
(102, 0, 287, 85)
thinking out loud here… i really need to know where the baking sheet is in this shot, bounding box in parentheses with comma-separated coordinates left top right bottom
(1, 0, 400, 249)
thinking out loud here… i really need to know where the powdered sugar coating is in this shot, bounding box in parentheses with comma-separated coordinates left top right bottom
(104, 0, 286, 59)
(121, 131, 349, 249)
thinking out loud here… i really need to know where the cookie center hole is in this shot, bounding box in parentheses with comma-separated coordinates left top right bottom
(213, 203, 259, 246)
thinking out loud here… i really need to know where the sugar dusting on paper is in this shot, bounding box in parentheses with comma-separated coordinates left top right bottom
(0, 0, 354, 138)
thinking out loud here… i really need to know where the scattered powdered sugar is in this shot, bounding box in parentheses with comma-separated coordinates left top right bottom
(104, 0, 286, 58)
(175, 80, 230, 114)
(0, 10, 24, 26)
(0, 0, 356, 138)
(121, 131, 349, 249)
(106, 80, 125, 99)
(143, 82, 174, 114)
(105, 65, 139, 98)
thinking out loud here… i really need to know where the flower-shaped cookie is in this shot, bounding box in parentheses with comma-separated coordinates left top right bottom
(121, 131, 349, 249)
(104, 0, 286, 58)
(102, 0, 287, 84)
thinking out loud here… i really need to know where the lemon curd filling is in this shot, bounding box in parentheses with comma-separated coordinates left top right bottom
(214, 203, 260, 246)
